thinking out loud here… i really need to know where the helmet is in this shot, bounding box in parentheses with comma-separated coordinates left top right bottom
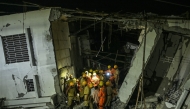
(82, 72, 86, 77)
(85, 71, 88, 73)
(99, 76, 104, 80)
(95, 69, 99, 73)
(99, 70, 104, 74)
(99, 81, 104, 87)
(82, 81, 87, 86)
(69, 82, 74, 86)
(108, 65, 111, 69)
(89, 82, 93, 88)
(69, 74, 73, 79)
(106, 81, 110, 86)
(73, 78, 76, 82)
(93, 71, 96, 76)
(114, 65, 118, 69)
(89, 69, 93, 73)
(82, 72, 85, 75)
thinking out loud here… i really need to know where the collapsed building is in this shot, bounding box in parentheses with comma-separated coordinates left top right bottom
(0, 8, 190, 109)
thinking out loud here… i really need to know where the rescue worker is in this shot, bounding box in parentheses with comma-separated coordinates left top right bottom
(98, 81, 106, 109)
(113, 65, 120, 89)
(92, 86, 99, 109)
(83, 80, 90, 109)
(105, 81, 113, 109)
(88, 82, 94, 109)
(88, 73, 92, 80)
(66, 75, 75, 87)
(104, 65, 112, 82)
(66, 81, 76, 108)
(79, 72, 87, 102)
(95, 69, 99, 74)
(78, 72, 91, 102)
(89, 69, 93, 74)
(75, 79, 81, 105)
(98, 70, 104, 81)
(91, 71, 100, 87)
(108, 65, 111, 70)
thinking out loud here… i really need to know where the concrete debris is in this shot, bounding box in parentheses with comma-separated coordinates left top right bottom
(111, 97, 127, 109)
(165, 82, 182, 105)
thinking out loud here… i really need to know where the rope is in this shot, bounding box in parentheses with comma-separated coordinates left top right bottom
(135, 77, 142, 109)
(135, 12, 147, 109)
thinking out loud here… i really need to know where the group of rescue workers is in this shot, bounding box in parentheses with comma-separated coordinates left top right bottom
(65, 65, 120, 109)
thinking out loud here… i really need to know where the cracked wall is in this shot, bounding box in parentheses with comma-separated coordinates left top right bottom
(0, 9, 56, 106)
(118, 20, 190, 108)
(118, 29, 158, 104)
(143, 31, 182, 97)
(51, 20, 75, 95)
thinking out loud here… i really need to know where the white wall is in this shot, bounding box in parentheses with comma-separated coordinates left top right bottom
(118, 29, 157, 103)
(0, 9, 56, 100)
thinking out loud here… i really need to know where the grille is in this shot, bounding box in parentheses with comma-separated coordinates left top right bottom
(26, 79, 35, 92)
(1, 34, 29, 64)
